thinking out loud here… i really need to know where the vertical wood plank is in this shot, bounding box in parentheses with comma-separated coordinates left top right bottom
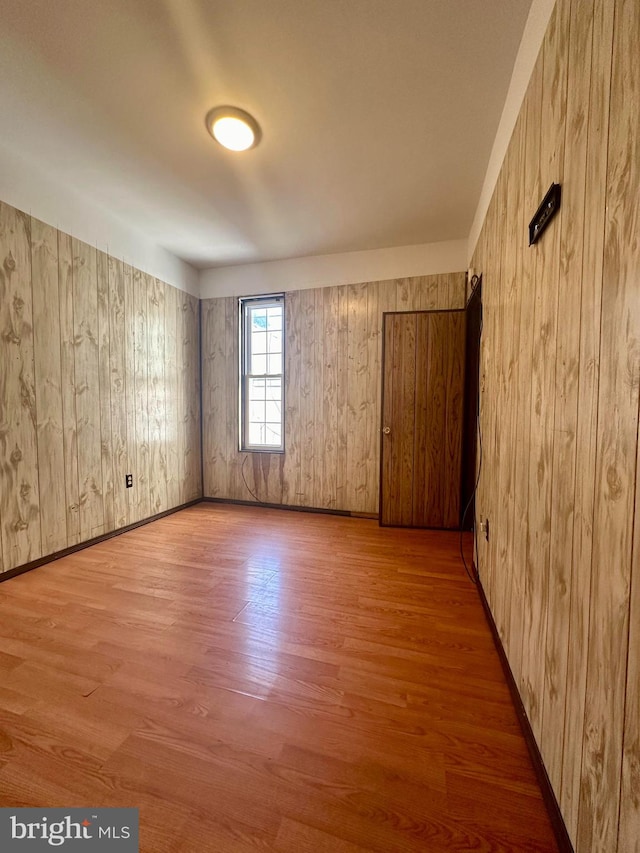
(505, 108, 529, 691)
(620, 423, 640, 851)
(191, 295, 203, 500)
(0, 203, 40, 569)
(501, 110, 526, 674)
(335, 285, 349, 510)
(147, 276, 167, 514)
(108, 255, 127, 529)
(561, 0, 612, 836)
(133, 268, 150, 521)
(523, 0, 569, 743)
(182, 293, 199, 501)
(579, 0, 640, 846)
(201, 298, 223, 498)
(421, 274, 440, 311)
(164, 284, 179, 509)
(447, 272, 466, 310)
(176, 291, 188, 505)
(314, 287, 329, 508)
(533, 0, 571, 782)
(346, 283, 369, 512)
(541, 0, 592, 796)
(489, 161, 510, 643)
(396, 277, 422, 312)
(499, 135, 521, 652)
(224, 297, 241, 501)
(282, 291, 301, 505)
(57, 231, 80, 546)
(73, 239, 104, 539)
(298, 288, 316, 506)
(31, 218, 66, 555)
(363, 280, 380, 515)
(510, 51, 544, 694)
(97, 250, 114, 532)
(123, 262, 136, 525)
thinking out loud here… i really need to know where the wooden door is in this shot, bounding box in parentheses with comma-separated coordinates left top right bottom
(380, 310, 465, 527)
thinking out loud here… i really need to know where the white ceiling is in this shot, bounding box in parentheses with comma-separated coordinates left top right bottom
(0, 0, 532, 270)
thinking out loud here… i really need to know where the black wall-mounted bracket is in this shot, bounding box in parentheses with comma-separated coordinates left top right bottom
(529, 183, 561, 245)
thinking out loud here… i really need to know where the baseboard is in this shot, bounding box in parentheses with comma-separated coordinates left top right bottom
(475, 576, 574, 853)
(202, 496, 353, 517)
(0, 499, 201, 584)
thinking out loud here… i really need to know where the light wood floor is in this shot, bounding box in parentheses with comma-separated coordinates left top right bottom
(0, 503, 558, 852)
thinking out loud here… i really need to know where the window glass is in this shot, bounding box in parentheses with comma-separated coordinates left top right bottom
(240, 297, 284, 451)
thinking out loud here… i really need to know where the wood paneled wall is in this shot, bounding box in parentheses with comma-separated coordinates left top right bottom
(471, 0, 640, 850)
(0, 200, 202, 575)
(201, 273, 465, 515)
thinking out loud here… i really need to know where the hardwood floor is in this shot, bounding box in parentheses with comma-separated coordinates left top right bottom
(0, 503, 558, 852)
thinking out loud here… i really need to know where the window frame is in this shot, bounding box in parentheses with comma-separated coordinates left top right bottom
(239, 294, 285, 453)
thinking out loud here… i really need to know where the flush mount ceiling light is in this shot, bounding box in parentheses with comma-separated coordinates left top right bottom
(205, 106, 261, 151)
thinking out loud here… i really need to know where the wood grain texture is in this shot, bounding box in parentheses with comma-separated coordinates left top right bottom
(320, 286, 338, 509)
(73, 239, 104, 541)
(413, 313, 443, 526)
(177, 293, 201, 505)
(470, 0, 640, 850)
(510, 51, 543, 694)
(0, 203, 40, 570)
(493, 141, 517, 653)
(31, 218, 66, 556)
(503, 109, 527, 681)
(123, 263, 136, 526)
(132, 268, 150, 523)
(380, 313, 416, 526)
(299, 288, 316, 507)
(579, 0, 640, 847)
(201, 297, 227, 499)
(616, 2, 640, 846)
(346, 283, 371, 512)
(108, 256, 128, 530)
(621, 412, 640, 852)
(0, 201, 201, 577)
(0, 503, 559, 853)
(534, 0, 570, 781)
(441, 313, 465, 527)
(97, 250, 115, 532)
(201, 273, 464, 514)
(408, 312, 464, 529)
(542, 0, 592, 801)
(147, 277, 168, 515)
(524, 0, 568, 746)
(164, 283, 179, 511)
(561, 0, 612, 835)
(57, 231, 80, 546)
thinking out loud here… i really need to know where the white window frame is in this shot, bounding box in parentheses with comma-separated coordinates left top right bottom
(239, 294, 285, 452)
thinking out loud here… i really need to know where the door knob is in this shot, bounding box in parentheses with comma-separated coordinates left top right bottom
(382, 426, 391, 434)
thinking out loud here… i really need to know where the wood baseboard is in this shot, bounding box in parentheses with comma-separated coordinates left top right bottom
(202, 496, 353, 517)
(0, 499, 201, 584)
(475, 574, 574, 853)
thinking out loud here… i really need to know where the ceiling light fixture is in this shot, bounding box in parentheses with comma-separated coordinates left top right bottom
(205, 106, 261, 151)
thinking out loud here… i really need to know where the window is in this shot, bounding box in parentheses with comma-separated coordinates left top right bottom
(240, 295, 284, 451)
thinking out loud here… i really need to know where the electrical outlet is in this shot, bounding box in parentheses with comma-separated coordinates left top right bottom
(125, 474, 133, 488)
(479, 519, 490, 541)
